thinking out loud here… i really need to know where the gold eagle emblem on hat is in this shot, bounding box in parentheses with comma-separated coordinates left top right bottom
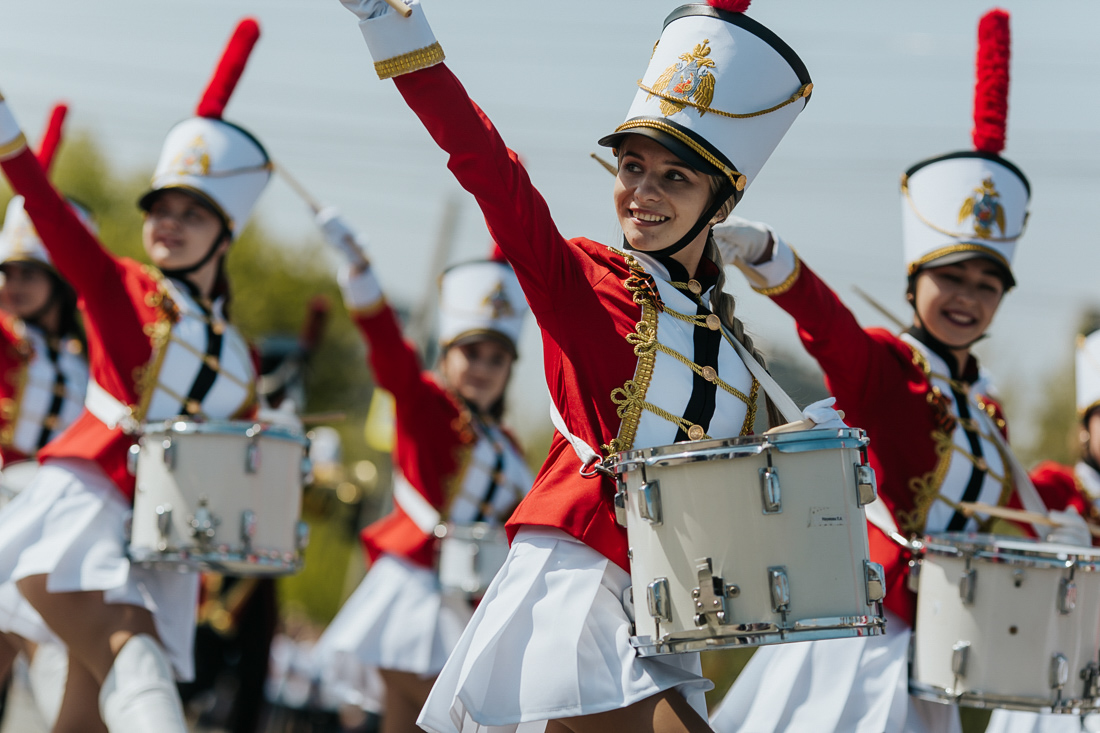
(649, 40, 717, 117)
(957, 177, 1005, 240)
(169, 136, 212, 177)
(483, 282, 514, 318)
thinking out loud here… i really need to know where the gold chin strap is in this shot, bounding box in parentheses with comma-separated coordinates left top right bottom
(612, 119, 747, 191)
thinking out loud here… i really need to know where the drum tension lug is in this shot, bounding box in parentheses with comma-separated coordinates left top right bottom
(958, 560, 976, 605)
(768, 566, 791, 618)
(162, 437, 177, 472)
(855, 463, 877, 507)
(759, 464, 781, 515)
(691, 558, 735, 628)
(613, 477, 628, 528)
(1051, 653, 1070, 695)
(188, 498, 220, 547)
(906, 557, 921, 594)
(240, 510, 257, 551)
(647, 577, 671, 624)
(1081, 661, 1100, 699)
(951, 640, 970, 678)
(1058, 572, 1077, 615)
(637, 480, 663, 526)
(155, 505, 173, 552)
(864, 561, 886, 604)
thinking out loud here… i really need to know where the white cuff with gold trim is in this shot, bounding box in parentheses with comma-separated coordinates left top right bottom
(338, 263, 384, 312)
(359, 0, 443, 80)
(749, 237, 798, 294)
(0, 99, 27, 160)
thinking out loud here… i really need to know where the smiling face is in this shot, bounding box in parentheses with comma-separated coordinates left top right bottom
(439, 338, 515, 415)
(0, 262, 55, 321)
(142, 190, 228, 271)
(912, 258, 1006, 352)
(614, 135, 714, 263)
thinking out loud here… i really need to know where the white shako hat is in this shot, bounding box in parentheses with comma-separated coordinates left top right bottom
(438, 243, 528, 356)
(0, 103, 96, 274)
(598, 0, 812, 206)
(1077, 329, 1100, 419)
(901, 9, 1027, 287)
(138, 18, 271, 237)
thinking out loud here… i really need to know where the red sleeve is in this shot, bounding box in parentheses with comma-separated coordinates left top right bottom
(769, 261, 886, 398)
(0, 148, 127, 301)
(352, 302, 431, 405)
(1030, 461, 1092, 520)
(392, 64, 588, 324)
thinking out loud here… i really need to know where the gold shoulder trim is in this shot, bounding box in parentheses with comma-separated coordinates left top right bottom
(752, 255, 802, 297)
(374, 42, 445, 81)
(0, 133, 27, 161)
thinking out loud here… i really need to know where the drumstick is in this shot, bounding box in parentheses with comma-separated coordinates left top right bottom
(383, 0, 413, 17)
(274, 161, 324, 214)
(763, 410, 844, 435)
(959, 501, 1100, 538)
(852, 285, 908, 331)
(590, 152, 617, 176)
(731, 257, 770, 289)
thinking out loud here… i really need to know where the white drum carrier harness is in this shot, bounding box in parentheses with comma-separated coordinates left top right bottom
(1, 322, 87, 455)
(393, 416, 534, 536)
(84, 276, 255, 431)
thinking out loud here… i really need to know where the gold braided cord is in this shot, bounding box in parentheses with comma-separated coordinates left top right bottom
(374, 42, 445, 80)
(900, 177, 1025, 244)
(612, 120, 746, 191)
(906, 243, 1012, 277)
(752, 256, 803, 297)
(896, 429, 954, 533)
(652, 342, 753, 405)
(637, 80, 812, 120)
(0, 133, 27, 161)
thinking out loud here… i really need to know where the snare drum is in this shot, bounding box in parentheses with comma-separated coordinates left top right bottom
(0, 460, 39, 508)
(612, 428, 886, 656)
(910, 533, 1100, 713)
(434, 522, 510, 597)
(128, 420, 310, 576)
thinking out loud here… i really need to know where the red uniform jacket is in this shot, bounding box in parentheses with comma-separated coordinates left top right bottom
(354, 304, 480, 568)
(0, 314, 32, 463)
(0, 146, 249, 499)
(769, 260, 1087, 624)
(393, 63, 718, 571)
(1030, 461, 1094, 523)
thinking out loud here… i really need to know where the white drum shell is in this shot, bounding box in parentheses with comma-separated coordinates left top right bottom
(617, 429, 884, 655)
(911, 534, 1100, 712)
(435, 522, 510, 597)
(129, 420, 308, 576)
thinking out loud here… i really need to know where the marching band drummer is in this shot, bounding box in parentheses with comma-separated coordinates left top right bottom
(311, 216, 534, 733)
(982, 329, 1100, 733)
(0, 18, 271, 732)
(0, 103, 90, 728)
(708, 9, 1090, 733)
(333, 0, 842, 730)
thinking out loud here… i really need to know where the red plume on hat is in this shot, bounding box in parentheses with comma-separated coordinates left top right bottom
(972, 8, 1010, 154)
(36, 103, 68, 174)
(196, 17, 261, 119)
(707, 0, 752, 12)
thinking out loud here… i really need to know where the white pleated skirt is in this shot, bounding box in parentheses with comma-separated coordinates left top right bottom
(313, 553, 472, 712)
(710, 610, 960, 733)
(0, 458, 199, 680)
(417, 526, 712, 733)
(986, 710, 1096, 732)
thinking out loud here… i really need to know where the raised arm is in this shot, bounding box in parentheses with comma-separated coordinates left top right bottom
(0, 101, 122, 295)
(713, 217, 888, 400)
(337, 0, 586, 320)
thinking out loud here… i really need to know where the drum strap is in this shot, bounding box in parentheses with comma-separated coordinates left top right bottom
(84, 379, 139, 434)
(392, 473, 441, 536)
(724, 334, 803, 425)
(549, 401, 602, 471)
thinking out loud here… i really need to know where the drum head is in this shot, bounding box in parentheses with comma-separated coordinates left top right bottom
(926, 531, 1100, 564)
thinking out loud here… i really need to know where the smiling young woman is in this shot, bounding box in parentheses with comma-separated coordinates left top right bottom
(0, 18, 271, 733)
(330, 0, 834, 730)
(708, 9, 1093, 733)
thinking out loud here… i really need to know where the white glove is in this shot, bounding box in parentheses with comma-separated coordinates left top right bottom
(339, 0, 394, 21)
(712, 216, 775, 266)
(1048, 506, 1093, 547)
(802, 397, 848, 430)
(337, 263, 384, 312)
(316, 206, 370, 269)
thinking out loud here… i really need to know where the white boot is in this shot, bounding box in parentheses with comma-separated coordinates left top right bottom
(27, 641, 68, 728)
(97, 634, 187, 733)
